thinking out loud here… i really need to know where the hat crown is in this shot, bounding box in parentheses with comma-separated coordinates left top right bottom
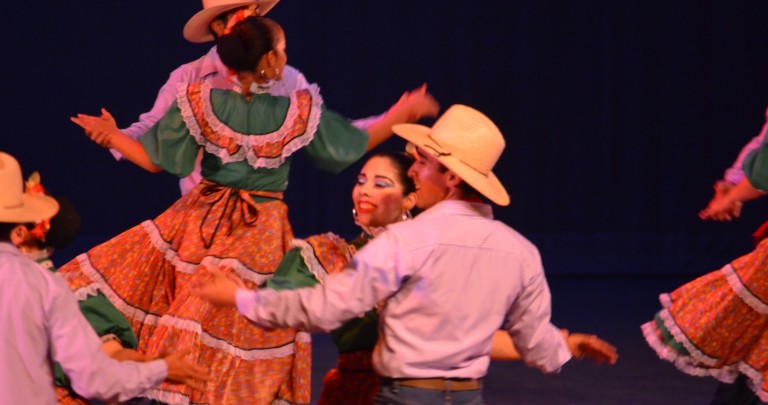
(430, 105, 505, 175)
(201, 0, 248, 10)
(0, 152, 24, 210)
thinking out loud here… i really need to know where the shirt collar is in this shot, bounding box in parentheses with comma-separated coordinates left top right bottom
(0, 242, 20, 255)
(202, 46, 229, 79)
(418, 199, 494, 220)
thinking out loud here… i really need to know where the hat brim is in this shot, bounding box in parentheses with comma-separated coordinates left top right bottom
(183, 0, 279, 43)
(0, 194, 59, 224)
(394, 123, 510, 206)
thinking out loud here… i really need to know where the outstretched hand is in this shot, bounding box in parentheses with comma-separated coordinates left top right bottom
(699, 181, 742, 221)
(190, 267, 247, 307)
(563, 329, 619, 365)
(71, 108, 120, 148)
(161, 349, 210, 392)
(392, 83, 440, 123)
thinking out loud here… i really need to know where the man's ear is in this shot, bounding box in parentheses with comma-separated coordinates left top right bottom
(210, 20, 227, 37)
(445, 170, 462, 188)
(9, 225, 28, 247)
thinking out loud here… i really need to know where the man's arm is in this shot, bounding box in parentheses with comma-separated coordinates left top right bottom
(195, 235, 405, 331)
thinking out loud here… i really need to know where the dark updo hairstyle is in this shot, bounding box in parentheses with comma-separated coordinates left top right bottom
(216, 16, 283, 73)
(45, 196, 81, 250)
(369, 151, 416, 195)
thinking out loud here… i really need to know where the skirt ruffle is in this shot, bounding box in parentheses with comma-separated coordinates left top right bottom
(57, 184, 310, 405)
(641, 239, 768, 402)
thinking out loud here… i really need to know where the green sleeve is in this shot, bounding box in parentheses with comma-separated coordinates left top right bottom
(302, 107, 369, 174)
(264, 248, 320, 291)
(54, 292, 138, 389)
(139, 102, 201, 178)
(78, 292, 138, 349)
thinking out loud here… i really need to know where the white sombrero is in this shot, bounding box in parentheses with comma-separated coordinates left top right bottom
(393, 105, 510, 206)
(183, 0, 280, 43)
(0, 152, 58, 223)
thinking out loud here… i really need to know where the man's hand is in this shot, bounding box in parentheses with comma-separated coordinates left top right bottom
(190, 267, 246, 307)
(161, 349, 210, 392)
(563, 330, 619, 365)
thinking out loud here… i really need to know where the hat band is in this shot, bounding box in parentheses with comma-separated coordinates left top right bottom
(424, 136, 490, 178)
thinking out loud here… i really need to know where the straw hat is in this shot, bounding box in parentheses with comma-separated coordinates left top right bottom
(393, 105, 510, 206)
(184, 0, 280, 43)
(0, 152, 58, 223)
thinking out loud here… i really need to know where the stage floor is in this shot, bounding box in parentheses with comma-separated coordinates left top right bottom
(309, 276, 720, 405)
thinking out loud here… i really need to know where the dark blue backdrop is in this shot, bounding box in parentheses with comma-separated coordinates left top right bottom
(5, 0, 768, 276)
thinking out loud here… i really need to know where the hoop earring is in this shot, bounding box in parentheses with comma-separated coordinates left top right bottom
(258, 67, 279, 88)
(402, 210, 413, 221)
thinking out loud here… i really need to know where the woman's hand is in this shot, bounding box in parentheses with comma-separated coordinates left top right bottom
(71, 108, 120, 148)
(391, 83, 440, 123)
(191, 267, 247, 307)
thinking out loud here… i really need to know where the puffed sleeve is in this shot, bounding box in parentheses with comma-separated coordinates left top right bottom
(265, 248, 320, 291)
(742, 140, 768, 191)
(302, 107, 369, 174)
(139, 102, 201, 178)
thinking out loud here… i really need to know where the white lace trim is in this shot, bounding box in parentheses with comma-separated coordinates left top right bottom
(177, 82, 323, 170)
(291, 238, 330, 284)
(142, 387, 310, 405)
(644, 319, 768, 401)
(290, 233, 353, 285)
(142, 388, 189, 405)
(66, 226, 310, 362)
(140, 220, 274, 285)
(722, 264, 768, 314)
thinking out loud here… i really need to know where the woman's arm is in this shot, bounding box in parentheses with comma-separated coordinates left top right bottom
(71, 108, 162, 173)
(364, 84, 440, 151)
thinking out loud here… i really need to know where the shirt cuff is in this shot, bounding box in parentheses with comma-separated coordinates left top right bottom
(235, 288, 259, 318)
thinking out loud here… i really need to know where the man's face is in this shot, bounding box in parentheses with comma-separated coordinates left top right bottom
(407, 146, 450, 210)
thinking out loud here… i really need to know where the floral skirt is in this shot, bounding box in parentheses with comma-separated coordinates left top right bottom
(57, 183, 311, 405)
(317, 350, 379, 405)
(641, 238, 768, 402)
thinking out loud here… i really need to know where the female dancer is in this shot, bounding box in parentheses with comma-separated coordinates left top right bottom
(644, 136, 768, 402)
(262, 150, 618, 404)
(62, 15, 438, 405)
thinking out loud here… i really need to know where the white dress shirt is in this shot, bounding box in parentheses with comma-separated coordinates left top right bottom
(0, 242, 167, 404)
(236, 200, 572, 379)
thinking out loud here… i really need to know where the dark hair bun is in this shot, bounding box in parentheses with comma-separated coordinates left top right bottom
(46, 196, 81, 249)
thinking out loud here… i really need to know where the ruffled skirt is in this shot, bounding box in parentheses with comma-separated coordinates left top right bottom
(642, 238, 768, 402)
(317, 350, 379, 405)
(57, 182, 311, 405)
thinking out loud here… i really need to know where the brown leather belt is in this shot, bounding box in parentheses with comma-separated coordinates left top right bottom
(383, 378, 483, 391)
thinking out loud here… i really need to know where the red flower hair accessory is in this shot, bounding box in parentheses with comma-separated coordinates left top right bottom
(223, 5, 260, 36)
(24, 172, 51, 242)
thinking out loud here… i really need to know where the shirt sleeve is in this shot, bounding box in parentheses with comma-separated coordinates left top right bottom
(502, 255, 572, 373)
(138, 102, 201, 178)
(47, 273, 167, 402)
(301, 107, 369, 174)
(236, 233, 403, 332)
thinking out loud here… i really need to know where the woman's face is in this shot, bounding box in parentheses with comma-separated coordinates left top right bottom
(353, 156, 413, 228)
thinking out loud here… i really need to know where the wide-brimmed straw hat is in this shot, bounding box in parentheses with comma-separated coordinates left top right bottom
(0, 152, 58, 223)
(184, 0, 279, 43)
(393, 105, 510, 206)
